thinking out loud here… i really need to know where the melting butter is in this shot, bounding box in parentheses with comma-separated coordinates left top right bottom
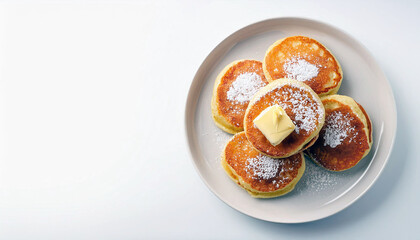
(253, 105, 295, 146)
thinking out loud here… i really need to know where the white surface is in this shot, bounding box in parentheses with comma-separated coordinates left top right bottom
(186, 18, 396, 223)
(0, 0, 418, 239)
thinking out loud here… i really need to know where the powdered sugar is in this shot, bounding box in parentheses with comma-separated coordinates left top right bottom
(214, 129, 231, 148)
(246, 154, 280, 180)
(296, 158, 341, 194)
(272, 85, 324, 134)
(323, 111, 358, 148)
(227, 72, 264, 103)
(284, 57, 320, 82)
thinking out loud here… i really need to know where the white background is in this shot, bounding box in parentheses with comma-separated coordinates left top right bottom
(0, 0, 418, 239)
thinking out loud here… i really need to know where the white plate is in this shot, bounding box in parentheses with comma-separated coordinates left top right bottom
(184, 17, 396, 223)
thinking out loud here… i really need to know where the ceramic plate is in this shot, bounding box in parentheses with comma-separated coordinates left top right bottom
(184, 17, 396, 223)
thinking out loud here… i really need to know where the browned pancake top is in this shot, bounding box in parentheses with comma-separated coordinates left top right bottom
(216, 60, 268, 128)
(224, 132, 303, 192)
(245, 84, 324, 157)
(264, 36, 342, 95)
(307, 99, 370, 171)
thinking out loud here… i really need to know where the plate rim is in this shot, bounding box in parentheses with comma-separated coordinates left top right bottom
(184, 17, 397, 223)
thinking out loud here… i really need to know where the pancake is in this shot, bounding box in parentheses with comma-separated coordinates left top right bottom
(221, 132, 305, 198)
(212, 60, 268, 134)
(244, 78, 325, 158)
(263, 36, 343, 96)
(306, 95, 373, 171)
(300, 134, 318, 151)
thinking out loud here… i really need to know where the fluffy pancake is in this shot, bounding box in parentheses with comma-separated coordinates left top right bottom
(244, 78, 325, 158)
(221, 132, 305, 198)
(263, 36, 343, 96)
(212, 60, 268, 134)
(306, 95, 373, 171)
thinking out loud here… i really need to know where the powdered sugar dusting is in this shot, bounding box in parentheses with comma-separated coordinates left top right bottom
(246, 154, 280, 180)
(296, 158, 343, 194)
(227, 72, 264, 103)
(270, 85, 324, 134)
(202, 128, 231, 164)
(284, 57, 320, 82)
(323, 111, 358, 148)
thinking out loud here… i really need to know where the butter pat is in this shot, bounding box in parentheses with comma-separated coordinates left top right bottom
(253, 105, 295, 146)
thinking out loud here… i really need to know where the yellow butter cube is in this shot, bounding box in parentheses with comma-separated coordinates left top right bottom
(253, 105, 295, 146)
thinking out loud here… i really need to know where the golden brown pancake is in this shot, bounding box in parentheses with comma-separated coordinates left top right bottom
(212, 60, 268, 134)
(306, 95, 373, 171)
(263, 36, 343, 96)
(244, 79, 325, 158)
(221, 132, 305, 198)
